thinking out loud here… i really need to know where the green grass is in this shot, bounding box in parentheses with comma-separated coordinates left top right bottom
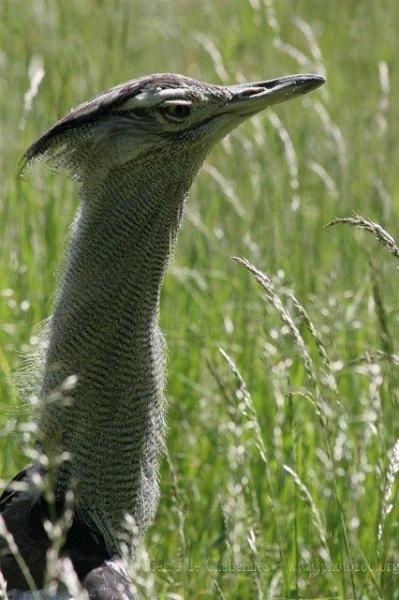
(1, 1, 399, 598)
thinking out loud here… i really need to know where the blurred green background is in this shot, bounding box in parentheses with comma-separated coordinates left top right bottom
(1, 1, 398, 598)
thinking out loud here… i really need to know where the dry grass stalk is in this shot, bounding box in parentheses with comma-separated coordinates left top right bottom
(327, 215, 399, 258)
(378, 438, 399, 543)
(231, 256, 323, 415)
(283, 290, 338, 393)
(283, 464, 330, 562)
(219, 347, 268, 465)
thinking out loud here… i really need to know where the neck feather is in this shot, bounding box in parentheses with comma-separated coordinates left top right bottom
(38, 161, 188, 550)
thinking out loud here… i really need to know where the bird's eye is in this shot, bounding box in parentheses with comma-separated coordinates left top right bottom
(160, 102, 192, 123)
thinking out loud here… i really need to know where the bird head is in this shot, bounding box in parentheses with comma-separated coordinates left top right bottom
(23, 73, 324, 181)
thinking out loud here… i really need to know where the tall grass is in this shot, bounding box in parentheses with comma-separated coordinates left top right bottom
(1, 0, 398, 598)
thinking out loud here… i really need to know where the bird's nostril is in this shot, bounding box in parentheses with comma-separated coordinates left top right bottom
(237, 86, 266, 98)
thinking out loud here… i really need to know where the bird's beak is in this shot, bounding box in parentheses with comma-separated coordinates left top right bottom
(224, 74, 325, 116)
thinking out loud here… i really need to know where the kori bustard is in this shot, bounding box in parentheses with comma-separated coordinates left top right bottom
(0, 72, 325, 598)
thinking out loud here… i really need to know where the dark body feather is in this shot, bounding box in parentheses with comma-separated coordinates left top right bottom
(0, 468, 136, 598)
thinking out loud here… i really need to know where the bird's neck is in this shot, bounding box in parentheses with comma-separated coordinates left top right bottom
(38, 161, 190, 550)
